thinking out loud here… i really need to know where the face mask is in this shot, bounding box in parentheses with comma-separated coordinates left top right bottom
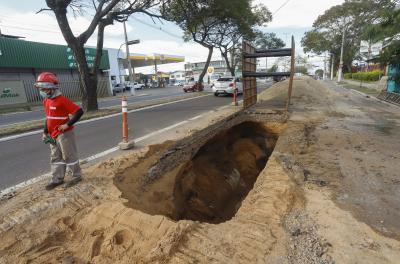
(39, 91, 51, 98)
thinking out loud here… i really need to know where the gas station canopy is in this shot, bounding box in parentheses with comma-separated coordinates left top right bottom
(124, 53, 185, 68)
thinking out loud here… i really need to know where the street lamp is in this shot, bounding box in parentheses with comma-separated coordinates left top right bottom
(117, 38, 140, 89)
(123, 21, 140, 95)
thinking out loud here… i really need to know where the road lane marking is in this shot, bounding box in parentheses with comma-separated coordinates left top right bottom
(0, 111, 209, 196)
(0, 94, 211, 143)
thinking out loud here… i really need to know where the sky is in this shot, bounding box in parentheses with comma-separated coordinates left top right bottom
(0, 0, 344, 74)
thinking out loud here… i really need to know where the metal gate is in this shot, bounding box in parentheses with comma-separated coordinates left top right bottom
(242, 36, 295, 110)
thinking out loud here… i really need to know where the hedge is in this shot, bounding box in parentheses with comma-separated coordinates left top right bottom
(344, 73, 352, 79)
(351, 70, 383, 82)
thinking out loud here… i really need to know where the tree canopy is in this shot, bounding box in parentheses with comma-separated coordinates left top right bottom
(254, 32, 285, 50)
(163, 0, 271, 79)
(44, 0, 166, 111)
(363, 7, 400, 65)
(301, 0, 394, 73)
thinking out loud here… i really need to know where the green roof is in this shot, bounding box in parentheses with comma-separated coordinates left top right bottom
(0, 37, 109, 70)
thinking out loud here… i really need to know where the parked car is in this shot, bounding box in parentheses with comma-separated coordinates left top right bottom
(212, 77, 243, 96)
(113, 83, 126, 95)
(124, 81, 145, 90)
(174, 81, 184, 86)
(132, 82, 145, 90)
(273, 76, 287, 82)
(183, 81, 204, 92)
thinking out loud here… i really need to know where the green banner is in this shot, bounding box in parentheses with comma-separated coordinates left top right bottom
(66, 47, 97, 68)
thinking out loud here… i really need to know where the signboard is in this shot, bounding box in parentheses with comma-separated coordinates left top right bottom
(66, 47, 97, 68)
(207, 67, 215, 75)
(0, 81, 28, 105)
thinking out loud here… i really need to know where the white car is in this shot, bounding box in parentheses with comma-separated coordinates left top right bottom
(173, 82, 184, 86)
(212, 77, 243, 96)
(132, 82, 145, 90)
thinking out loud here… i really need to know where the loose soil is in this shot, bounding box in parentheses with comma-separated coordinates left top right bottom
(1, 77, 400, 263)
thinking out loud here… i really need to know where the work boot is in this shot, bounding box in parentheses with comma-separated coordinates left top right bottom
(65, 177, 82, 188)
(45, 181, 64, 190)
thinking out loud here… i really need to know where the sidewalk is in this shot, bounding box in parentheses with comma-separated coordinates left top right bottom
(336, 79, 382, 97)
(343, 78, 380, 90)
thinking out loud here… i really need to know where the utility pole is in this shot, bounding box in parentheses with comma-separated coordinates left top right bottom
(330, 53, 335, 80)
(323, 52, 327, 80)
(283, 33, 289, 47)
(124, 21, 135, 95)
(337, 26, 346, 82)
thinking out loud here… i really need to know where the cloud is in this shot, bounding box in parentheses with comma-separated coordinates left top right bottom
(255, 0, 344, 28)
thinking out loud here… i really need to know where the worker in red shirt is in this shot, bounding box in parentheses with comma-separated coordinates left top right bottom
(34, 72, 84, 190)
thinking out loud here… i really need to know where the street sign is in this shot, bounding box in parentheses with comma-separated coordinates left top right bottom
(66, 47, 97, 68)
(207, 67, 215, 75)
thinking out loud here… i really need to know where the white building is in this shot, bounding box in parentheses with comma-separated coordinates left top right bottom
(185, 60, 233, 84)
(169, 70, 186, 84)
(104, 48, 125, 93)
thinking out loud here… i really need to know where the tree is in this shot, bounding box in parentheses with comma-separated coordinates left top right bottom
(295, 66, 308, 75)
(43, 0, 166, 111)
(210, 3, 272, 76)
(267, 64, 278, 73)
(301, 0, 394, 74)
(163, 0, 219, 84)
(164, 0, 271, 80)
(363, 7, 400, 65)
(363, 5, 400, 83)
(253, 32, 285, 72)
(254, 32, 285, 50)
(315, 69, 324, 78)
(361, 24, 381, 69)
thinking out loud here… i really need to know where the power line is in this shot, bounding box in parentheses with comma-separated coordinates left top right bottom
(0, 24, 61, 34)
(273, 0, 292, 16)
(130, 17, 182, 40)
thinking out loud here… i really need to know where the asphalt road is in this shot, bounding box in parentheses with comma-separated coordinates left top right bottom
(0, 83, 270, 191)
(0, 86, 186, 127)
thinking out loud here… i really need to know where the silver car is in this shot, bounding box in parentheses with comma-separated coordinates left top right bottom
(212, 77, 243, 96)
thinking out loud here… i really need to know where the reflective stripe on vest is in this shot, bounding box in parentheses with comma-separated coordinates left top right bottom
(47, 116, 69, 120)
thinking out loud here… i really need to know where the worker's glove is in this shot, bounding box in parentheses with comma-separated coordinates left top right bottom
(42, 134, 56, 145)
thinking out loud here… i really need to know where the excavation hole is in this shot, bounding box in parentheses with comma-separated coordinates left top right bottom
(114, 121, 282, 224)
(172, 121, 280, 223)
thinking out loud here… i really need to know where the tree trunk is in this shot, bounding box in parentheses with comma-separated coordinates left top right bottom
(198, 46, 213, 84)
(69, 43, 98, 111)
(220, 48, 235, 76)
(50, 3, 99, 112)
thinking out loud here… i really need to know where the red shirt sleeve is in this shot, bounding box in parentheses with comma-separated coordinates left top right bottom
(60, 96, 80, 114)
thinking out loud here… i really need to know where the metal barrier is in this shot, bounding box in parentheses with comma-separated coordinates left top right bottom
(242, 36, 295, 110)
(22, 78, 110, 104)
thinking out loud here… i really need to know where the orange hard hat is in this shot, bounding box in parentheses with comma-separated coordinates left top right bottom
(34, 72, 59, 89)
